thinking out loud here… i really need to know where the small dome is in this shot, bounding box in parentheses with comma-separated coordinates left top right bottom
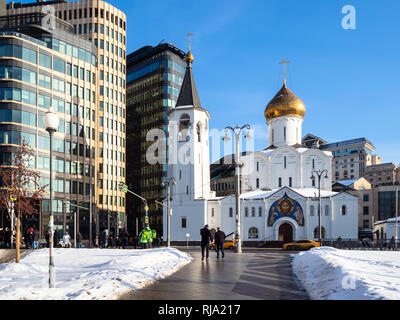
(264, 83, 306, 121)
(185, 50, 194, 65)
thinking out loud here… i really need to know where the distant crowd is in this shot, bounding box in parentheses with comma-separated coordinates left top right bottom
(0, 226, 163, 249)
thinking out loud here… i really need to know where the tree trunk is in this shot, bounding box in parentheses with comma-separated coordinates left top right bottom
(16, 209, 20, 263)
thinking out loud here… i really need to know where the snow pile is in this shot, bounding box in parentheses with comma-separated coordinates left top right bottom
(292, 247, 400, 300)
(0, 247, 192, 300)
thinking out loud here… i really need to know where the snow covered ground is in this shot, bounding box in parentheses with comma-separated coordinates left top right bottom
(0, 247, 192, 300)
(292, 247, 400, 300)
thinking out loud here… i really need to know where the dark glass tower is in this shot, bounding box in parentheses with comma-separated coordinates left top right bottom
(126, 43, 186, 236)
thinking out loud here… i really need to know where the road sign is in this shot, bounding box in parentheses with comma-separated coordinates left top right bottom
(121, 184, 128, 193)
(9, 189, 16, 201)
(145, 216, 149, 224)
(144, 205, 149, 212)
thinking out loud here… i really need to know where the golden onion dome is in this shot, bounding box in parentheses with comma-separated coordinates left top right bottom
(264, 83, 306, 121)
(185, 50, 194, 66)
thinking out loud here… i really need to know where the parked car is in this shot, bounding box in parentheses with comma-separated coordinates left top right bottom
(210, 238, 236, 250)
(282, 240, 320, 251)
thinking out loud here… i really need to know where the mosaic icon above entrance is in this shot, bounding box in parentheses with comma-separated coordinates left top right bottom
(267, 193, 304, 226)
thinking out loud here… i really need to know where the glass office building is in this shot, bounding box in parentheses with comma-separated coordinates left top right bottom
(7, 0, 128, 243)
(0, 12, 98, 239)
(126, 43, 186, 236)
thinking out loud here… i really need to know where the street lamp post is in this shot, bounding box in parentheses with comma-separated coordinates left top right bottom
(223, 124, 251, 254)
(310, 169, 329, 247)
(44, 107, 59, 288)
(161, 177, 176, 247)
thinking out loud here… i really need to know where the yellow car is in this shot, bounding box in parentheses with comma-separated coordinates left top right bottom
(282, 240, 320, 251)
(210, 239, 236, 250)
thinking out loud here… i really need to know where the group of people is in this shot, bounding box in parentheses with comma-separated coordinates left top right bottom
(200, 225, 227, 261)
(0, 228, 13, 248)
(24, 227, 40, 249)
(138, 226, 159, 249)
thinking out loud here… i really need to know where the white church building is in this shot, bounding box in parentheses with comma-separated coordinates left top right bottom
(163, 49, 358, 245)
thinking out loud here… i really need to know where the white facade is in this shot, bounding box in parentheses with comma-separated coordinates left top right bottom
(163, 77, 359, 243)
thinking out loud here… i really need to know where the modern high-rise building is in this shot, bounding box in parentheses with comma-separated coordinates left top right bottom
(126, 43, 186, 236)
(3, 0, 127, 243)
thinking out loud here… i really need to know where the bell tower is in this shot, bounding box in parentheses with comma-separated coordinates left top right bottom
(168, 38, 211, 201)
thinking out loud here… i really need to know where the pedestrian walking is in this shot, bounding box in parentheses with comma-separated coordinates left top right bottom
(389, 236, 395, 251)
(76, 231, 83, 248)
(33, 228, 39, 249)
(147, 227, 153, 248)
(4, 228, 11, 249)
(336, 236, 342, 249)
(63, 232, 71, 248)
(54, 229, 60, 248)
(119, 227, 129, 249)
(200, 224, 213, 261)
(215, 227, 226, 259)
(100, 229, 108, 248)
(139, 227, 149, 249)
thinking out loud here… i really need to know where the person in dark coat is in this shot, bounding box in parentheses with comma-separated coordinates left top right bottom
(53, 230, 60, 247)
(33, 228, 39, 249)
(119, 228, 129, 249)
(215, 227, 226, 259)
(200, 224, 213, 261)
(76, 232, 82, 248)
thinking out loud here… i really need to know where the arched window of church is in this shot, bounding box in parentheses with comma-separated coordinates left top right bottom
(278, 177, 282, 188)
(325, 205, 330, 216)
(211, 208, 214, 217)
(256, 178, 260, 188)
(289, 177, 292, 187)
(311, 176, 315, 187)
(312, 159, 315, 169)
(251, 207, 255, 217)
(310, 205, 315, 216)
(178, 114, 190, 142)
(245, 207, 249, 217)
(229, 207, 233, 217)
(284, 156, 287, 169)
(258, 207, 262, 217)
(256, 161, 259, 172)
(313, 227, 325, 239)
(248, 227, 259, 239)
(196, 122, 201, 142)
(272, 129, 274, 144)
(341, 205, 347, 215)
(284, 127, 286, 142)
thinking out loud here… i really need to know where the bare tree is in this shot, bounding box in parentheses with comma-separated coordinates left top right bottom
(0, 139, 47, 263)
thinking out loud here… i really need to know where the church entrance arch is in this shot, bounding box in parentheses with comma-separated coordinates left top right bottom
(279, 223, 293, 243)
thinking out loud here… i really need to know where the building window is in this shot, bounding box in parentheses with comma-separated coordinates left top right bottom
(211, 208, 214, 217)
(363, 206, 369, 216)
(248, 227, 259, 239)
(251, 207, 255, 217)
(313, 227, 325, 239)
(289, 177, 292, 187)
(245, 207, 249, 217)
(284, 156, 287, 169)
(363, 219, 369, 229)
(310, 205, 315, 216)
(258, 207, 262, 217)
(278, 177, 282, 188)
(363, 194, 369, 202)
(229, 207, 233, 218)
(325, 205, 329, 216)
(341, 205, 347, 216)
(256, 161, 259, 172)
(284, 127, 286, 142)
(181, 217, 187, 229)
(256, 178, 260, 189)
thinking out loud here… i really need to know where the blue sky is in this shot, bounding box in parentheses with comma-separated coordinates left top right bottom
(117, 0, 400, 162)
(18, 0, 400, 163)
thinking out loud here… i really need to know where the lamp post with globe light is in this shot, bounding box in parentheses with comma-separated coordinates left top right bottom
(223, 124, 251, 254)
(43, 107, 59, 288)
(310, 169, 329, 247)
(161, 177, 176, 247)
